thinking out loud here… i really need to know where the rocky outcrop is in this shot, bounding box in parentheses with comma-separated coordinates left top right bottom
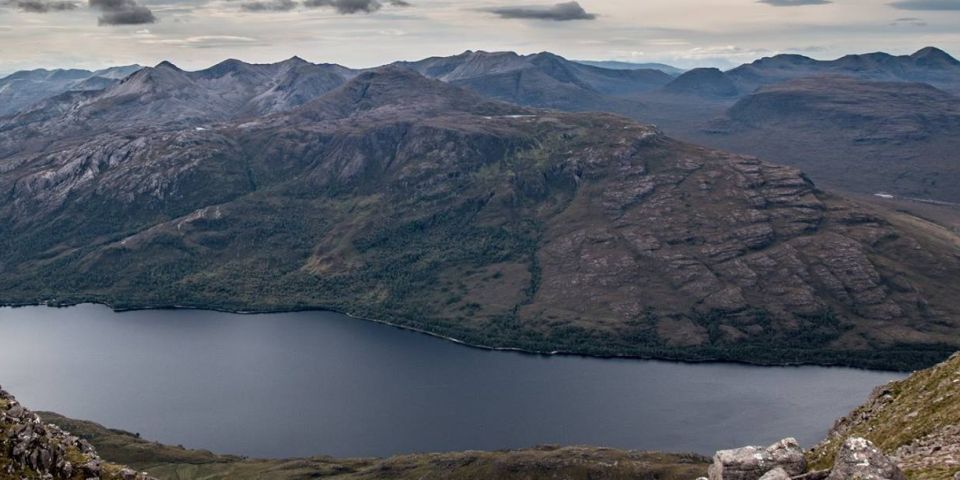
(708, 438, 806, 480)
(826, 438, 905, 480)
(1, 386, 155, 480)
(708, 437, 908, 480)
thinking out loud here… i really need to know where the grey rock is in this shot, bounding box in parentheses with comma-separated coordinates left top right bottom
(709, 438, 806, 480)
(793, 470, 830, 480)
(758, 467, 791, 480)
(826, 437, 905, 480)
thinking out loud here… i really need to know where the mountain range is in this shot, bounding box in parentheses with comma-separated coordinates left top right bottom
(1, 56, 960, 369)
(0, 65, 142, 117)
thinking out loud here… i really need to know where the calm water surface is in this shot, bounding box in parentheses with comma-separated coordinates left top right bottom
(0, 304, 903, 458)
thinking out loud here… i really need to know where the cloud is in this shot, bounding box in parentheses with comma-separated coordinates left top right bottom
(241, 0, 295, 11)
(487, 1, 596, 21)
(12, 0, 78, 12)
(890, 0, 960, 9)
(89, 0, 156, 24)
(302, 0, 410, 14)
(758, 0, 830, 5)
(890, 16, 927, 25)
(139, 35, 264, 48)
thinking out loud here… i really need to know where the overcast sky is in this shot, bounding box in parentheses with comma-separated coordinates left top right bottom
(1, 0, 959, 73)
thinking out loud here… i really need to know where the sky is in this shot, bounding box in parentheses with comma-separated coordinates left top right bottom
(0, 0, 959, 74)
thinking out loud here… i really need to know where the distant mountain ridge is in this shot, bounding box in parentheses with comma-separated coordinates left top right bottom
(575, 60, 685, 76)
(685, 76, 960, 202)
(727, 47, 960, 93)
(392, 50, 674, 111)
(0, 65, 142, 116)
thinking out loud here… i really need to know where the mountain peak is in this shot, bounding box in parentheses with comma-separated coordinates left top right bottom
(154, 60, 182, 71)
(911, 46, 960, 66)
(282, 55, 309, 65)
(664, 67, 738, 97)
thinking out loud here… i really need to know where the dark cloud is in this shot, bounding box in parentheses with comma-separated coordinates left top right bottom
(890, 16, 927, 25)
(302, 0, 410, 14)
(89, 0, 156, 24)
(890, 0, 960, 9)
(488, 1, 596, 21)
(758, 0, 830, 5)
(241, 0, 295, 11)
(13, 0, 78, 12)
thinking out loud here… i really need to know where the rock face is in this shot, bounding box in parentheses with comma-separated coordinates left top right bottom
(708, 438, 806, 480)
(826, 438, 906, 480)
(0, 386, 156, 480)
(758, 467, 792, 480)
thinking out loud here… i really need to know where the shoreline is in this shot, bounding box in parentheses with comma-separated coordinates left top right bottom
(0, 299, 934, 373)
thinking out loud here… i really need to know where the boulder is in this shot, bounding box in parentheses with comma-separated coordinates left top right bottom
(759, 467, 791, 480)
(826, 437, 905, 480)
(708, 438, 806, 480)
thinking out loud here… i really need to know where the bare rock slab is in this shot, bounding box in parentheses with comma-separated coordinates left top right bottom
(709, 438, 807, 480)
(826, 437, 906, 480)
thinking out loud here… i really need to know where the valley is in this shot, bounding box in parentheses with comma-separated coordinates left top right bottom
(1, 53, 960, 370)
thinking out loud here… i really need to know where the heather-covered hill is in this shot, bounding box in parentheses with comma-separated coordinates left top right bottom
(1, 68, 959, 370)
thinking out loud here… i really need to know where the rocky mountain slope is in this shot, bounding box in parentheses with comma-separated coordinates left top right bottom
(0, 387, 155, 480)
(691, 77, 960, 202)
(389, 48, 960, 205)
(0, 57, 356, 162)
(0, 65, 142, 117)
(1, 67, 959, 369)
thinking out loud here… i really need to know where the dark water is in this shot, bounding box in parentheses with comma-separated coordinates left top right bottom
(0, 304, 902, 459)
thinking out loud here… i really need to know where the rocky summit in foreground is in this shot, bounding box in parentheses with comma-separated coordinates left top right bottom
(0, 388, 155, 480)
(2, 66, 960, 370)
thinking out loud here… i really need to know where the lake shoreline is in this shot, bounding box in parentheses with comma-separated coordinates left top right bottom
(0, 303, 906, 458)
(0, 299, 931, 373)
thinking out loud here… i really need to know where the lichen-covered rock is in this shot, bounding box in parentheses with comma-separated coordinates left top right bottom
(826, 437, 905, 480)
(708, 438, 806, 480)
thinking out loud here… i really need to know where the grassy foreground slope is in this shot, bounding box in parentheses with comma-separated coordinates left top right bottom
(36, 413, 710, 480)
(807, 352, 960, 480)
